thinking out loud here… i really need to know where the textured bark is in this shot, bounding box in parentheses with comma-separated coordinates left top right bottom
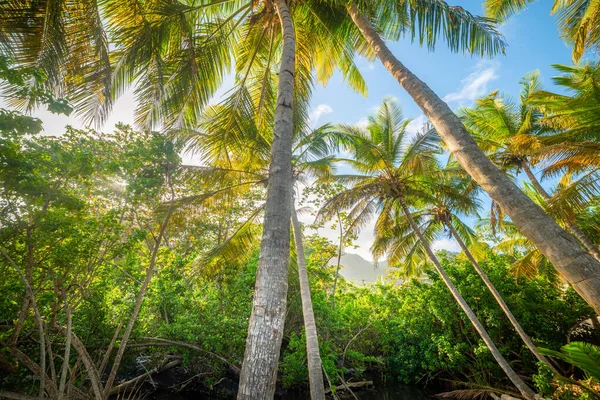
(347, 3, 600, 315)
(396, 199, 537, 399)
(0, 249, 49, 399)
(330, 212, 344, 310)
(98, 322, 122, 377)
(58, 305, 72, 400)
(291, 203, 326, 400)
(236, 1, 296, 398)
(522, 163, 600, 263)
(444, 218, 559, 375)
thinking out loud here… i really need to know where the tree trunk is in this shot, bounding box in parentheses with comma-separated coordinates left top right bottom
(237, 0, 296, 398)
(0, 249, 50, 399)
(347, 2, 600, 315)
(57, 304, 72, 400)
(443, 217, 559, 375)
(522, 163, 600, 262)
(291, 201, 327, 400)
(396, 199, 537, 399)
(330, 212, 344, 310)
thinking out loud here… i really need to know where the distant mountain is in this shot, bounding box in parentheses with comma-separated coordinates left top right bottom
(329, 253, 388, 284)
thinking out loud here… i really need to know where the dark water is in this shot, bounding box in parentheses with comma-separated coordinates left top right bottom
(137, 366, 434, 399)
(150, 380, 434, 400)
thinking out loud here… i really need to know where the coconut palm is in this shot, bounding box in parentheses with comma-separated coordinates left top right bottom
(186, 96, 348, 398)
(345, 1, 600, 314)
(103, 3, 368, 396)
(406, 174, 559, 373)
(374, 179, 558, 373)
(0, 0, 111, 122)
(458, 72, 600, 262)
(319, 98, 538, 399)
(484, 0, 600, 62)
(533, 63, 600, 215)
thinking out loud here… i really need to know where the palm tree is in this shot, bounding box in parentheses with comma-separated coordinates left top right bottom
(101, 2, 366, 396)
(458, 72, 600, 262)
(320, 99, 538, 399)
(1, 3, 370, 394)
(484, 0, 600, 62)
(187, 101, 346, 398)
(344, 1, 600, 315)
(291, 200, 326, 400)
(533, 63, 600, 218)
(0, 0, 111, 122)
(429, 176, 559, 373)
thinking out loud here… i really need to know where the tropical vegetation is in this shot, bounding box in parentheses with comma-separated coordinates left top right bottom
(0, 0, 600, 399)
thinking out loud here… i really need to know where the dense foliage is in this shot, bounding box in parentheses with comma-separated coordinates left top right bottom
(0, 118, 595, 396)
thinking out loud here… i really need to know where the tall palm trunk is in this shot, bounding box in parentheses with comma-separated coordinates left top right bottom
(291, 200, 327, 400)
(237, 1, 296, 398)
(396, 199, 537, 399)
(330, 211, 344, 310)
(347, 3, 600, 315)
(521, 163, 600, 262)
(443, 216, 559, 375)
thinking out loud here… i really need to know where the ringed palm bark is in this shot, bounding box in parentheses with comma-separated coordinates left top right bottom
(346, 2, 600, 315)
(235, 2, 296, 397)
(105, 1, 366, 397)
(291, 198, 326, 400)
(426, 175, 559, 373)
(320, 99, 537, 398)
(458, 74, 600, 262)
(187, 102, 345, 398)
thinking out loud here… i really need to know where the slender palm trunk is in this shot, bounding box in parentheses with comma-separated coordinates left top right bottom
(237, 1, 296, 398)
(443, 217, 559, 375)
(522, 163, 600, 262)
(347, 3, 600, 315)
(291, 201, 327, 400)
(330, 212, 344, 310)
(395, 200, 536, 399)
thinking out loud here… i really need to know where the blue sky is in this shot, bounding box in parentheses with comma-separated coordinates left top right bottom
(302, 1, 581, 258)
(308, 0, 575, 130)
(27, 0, 584, 259)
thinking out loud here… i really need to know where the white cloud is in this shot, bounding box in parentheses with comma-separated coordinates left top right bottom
(432, 238, 461, 253)
(443, 61, 499, 105)
(308, 104, 333, 126)
(405, 114, 427, 135)
(356, 117, 369, 130)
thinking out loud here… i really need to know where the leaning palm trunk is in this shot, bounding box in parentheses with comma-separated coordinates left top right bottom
(521, 163, 600, 263)
(443, 216, 559, 375)
(291, 201, 327, 400)
(347, 3, 600, 315)
(237, 0, 296, 398)
(396, 199, 537, 399)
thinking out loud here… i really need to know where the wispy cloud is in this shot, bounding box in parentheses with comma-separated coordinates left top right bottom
(443, 61, 499, 105)
(432, 238, 461, 253)
(356, 117, 369, 129)
(406, 114, 427, 135)
(308, 104, 333, 126)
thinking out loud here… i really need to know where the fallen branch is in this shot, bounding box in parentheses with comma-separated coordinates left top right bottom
(141, 337, 241, 375)
(489, 394, 522, 400)
(324, 380, 373, 394)
(109, 358, 182, 396)
(0, 391, 40, 400)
